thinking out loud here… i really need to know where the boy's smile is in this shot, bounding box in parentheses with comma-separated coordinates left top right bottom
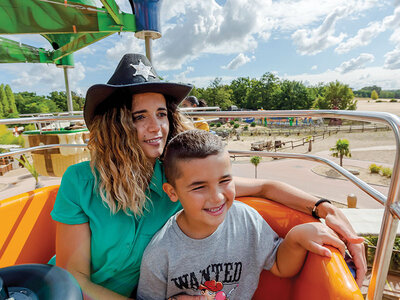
(163, 151, 235, 239)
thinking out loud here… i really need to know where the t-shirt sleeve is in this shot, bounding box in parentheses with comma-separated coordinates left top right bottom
(137, 244, 168, 300)
(259, 219, 283, 270)
(243, 204, 283, 271)
(51, 165, 89, 224)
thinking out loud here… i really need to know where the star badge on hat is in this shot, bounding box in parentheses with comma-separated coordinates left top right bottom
(130, 59, 156, 81)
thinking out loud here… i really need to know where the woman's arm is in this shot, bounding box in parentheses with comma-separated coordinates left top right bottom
(233, 176, 366, 286)
(56, 222, 132, 300)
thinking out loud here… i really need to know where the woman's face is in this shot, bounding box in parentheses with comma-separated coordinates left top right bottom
(181, 99, 196, 108)
(131, 93, 169, 163)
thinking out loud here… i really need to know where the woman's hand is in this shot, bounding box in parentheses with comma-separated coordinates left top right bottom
(319, 202, 366, 287)
(289, 222, 346, 258)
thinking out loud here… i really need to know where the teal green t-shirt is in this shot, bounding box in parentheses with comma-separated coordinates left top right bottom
(51, 160, 182, 297)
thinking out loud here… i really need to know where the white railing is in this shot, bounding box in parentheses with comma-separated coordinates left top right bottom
(0, 109, 399, 299)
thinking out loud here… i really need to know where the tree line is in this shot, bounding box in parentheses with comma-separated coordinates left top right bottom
(353, 85, 400, 99)
(190, 73, 357, 111)
(1, 74, 399, 118)
(0, 84, 86, 118)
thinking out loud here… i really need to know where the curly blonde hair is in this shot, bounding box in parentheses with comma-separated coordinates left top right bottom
(88, 89, 192, 215)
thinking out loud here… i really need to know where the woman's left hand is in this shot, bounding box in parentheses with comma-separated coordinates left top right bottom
(321, 202, 366, 287)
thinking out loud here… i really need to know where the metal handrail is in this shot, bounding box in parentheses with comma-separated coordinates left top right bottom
(1, 109, 399, 299)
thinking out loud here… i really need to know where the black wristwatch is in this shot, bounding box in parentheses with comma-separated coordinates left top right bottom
(312, 199, 332, 219)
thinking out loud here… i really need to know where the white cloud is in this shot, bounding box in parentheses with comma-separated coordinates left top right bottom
(106, 34, 145, 61)
(173, 66, 194, 82)
(311, 65, 318, 70)
(389, 28, 400, 44)
(180, 75, 236, 88)
(222, 53, 252, 70)
(335, 53, 374, 73)
(382, 6, 400, 29)
(154, 0, 262, 70)
(285, 66, 400, 90)
(335, 22, 384, 54)
(104, 0, 382, 71)
(291, 8, 347, 55)
(77, 46, 96, 55)
(11, 62, 86, 93)
(384, 46, 400, 69)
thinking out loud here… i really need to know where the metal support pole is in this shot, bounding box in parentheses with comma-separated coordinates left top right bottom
(145, 35, 152, 63)
(367, 216, 399, 299)
(63, 67, 73, 113)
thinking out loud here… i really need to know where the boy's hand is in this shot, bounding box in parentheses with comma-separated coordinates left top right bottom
(289, 222, 346, 257)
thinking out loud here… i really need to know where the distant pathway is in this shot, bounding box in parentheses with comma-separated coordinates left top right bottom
(232, 146, 393, 209)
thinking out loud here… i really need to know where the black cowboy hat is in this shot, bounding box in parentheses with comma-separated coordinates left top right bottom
(84, 53, 193, 129)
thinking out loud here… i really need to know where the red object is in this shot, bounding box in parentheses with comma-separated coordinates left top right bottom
(199, 280, 223, 292)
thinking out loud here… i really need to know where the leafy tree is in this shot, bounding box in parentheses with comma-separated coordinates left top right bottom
(48, 91, 67, 111)
(0, 85, 6, 117)
(230, 77, 252, 108)
(324, 81, 357, 110)
(0, 84, 10, 116)
(330, 139, 351, 167)
(273, 80, 313, 110)
(371, 90, 379, 100)
(0, 125, 24, 146)
(14, 92, 58, 114)
(250, 156, 261, 178)
(201, 78, 233, 110)
(312, 96, 330, 109)
(47, 91, 84, 111)
(4, 85, 18, 115)
(245, 73, 280, 110)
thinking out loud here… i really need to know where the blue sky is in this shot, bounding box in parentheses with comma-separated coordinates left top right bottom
(1, 0, 400, 96)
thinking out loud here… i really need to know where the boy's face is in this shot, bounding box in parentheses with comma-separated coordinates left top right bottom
(163, 151, 235, 239)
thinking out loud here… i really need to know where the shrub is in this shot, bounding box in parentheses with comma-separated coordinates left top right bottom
(390, 99, 398, 103)
(209, 123, 215, 127)
(376, 100, 383, 103)
(250, 122, 256, 127)
(229, 120, 235, 125)
(233, 123, 239, 128)
(381, 167, 392, 178)
(244, 125, 249, 131)
(216, 122, 221, 127)
(234, 118, 239, 121)
(369, 164, 381, 174)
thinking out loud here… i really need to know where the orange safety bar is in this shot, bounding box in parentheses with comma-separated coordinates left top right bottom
(0, 189, 362, 299)
(237, 197, 363, 300)
(0, 185, 59, 267)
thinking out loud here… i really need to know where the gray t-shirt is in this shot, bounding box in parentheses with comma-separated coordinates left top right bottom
(137, 201, 283, 300)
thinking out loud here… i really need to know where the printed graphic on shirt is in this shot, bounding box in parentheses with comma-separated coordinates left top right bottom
(170, 261, 242, 299)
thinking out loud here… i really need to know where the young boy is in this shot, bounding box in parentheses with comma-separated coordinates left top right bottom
(137, 130, 344, 300)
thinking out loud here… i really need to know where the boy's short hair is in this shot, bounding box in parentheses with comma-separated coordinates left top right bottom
(163, 130, 225, 186)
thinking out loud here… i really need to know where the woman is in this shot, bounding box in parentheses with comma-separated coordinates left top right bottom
(52, 54, 365, 300)
(180, 96, 210, 131)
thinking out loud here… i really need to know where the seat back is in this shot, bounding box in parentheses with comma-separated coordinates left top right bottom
(0, 186, 59, 267)
(237, 197, 363, 300)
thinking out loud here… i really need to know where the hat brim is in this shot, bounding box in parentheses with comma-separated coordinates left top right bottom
(84, 81, 193, 129)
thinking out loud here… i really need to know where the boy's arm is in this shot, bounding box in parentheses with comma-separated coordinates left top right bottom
(233, 176, 366, 287)
(270, 222, 346, 277)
